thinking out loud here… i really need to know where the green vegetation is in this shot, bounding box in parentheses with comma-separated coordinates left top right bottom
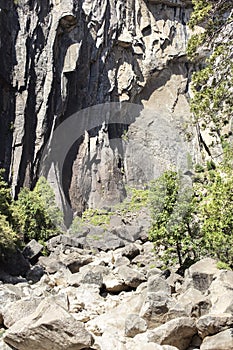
(81, 208, 112, 227)
(148, 171, 198, 267)
(12, 177, 63, 243)
(187, 0, 233, 131)
(0, 174, 63, 258)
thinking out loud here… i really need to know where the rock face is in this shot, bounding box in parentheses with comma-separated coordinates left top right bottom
(0, 0, 201, 221)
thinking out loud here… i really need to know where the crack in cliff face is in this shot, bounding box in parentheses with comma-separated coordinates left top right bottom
(0, 0, 202, 220)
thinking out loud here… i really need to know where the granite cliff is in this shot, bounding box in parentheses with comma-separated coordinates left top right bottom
(0, 0, 202, 221)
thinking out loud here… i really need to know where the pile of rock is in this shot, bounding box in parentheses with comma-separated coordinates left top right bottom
(0, 231, 233, 350)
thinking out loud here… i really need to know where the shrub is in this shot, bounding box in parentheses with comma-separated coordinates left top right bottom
(148, 171, 199, 267)
(12, 177, 63, 243)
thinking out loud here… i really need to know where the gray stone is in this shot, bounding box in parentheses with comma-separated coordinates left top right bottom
(125, 314, 147, 337)
(148, 317, 197, 350)
(3, 300, 94, 350)
(121, 243, 140, 260)
(22, 240, 43, 264)
(200, 328, 233, 350)
(116, 266, 146, 288)
(2, 298, 42, 328)
(197, 313, 233, 339)
(184, 258, 219, 292)
(147, 275, 171, 295)
(140, 292, 173, 326)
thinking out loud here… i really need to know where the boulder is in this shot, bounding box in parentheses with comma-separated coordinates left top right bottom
(46, 234, 85, 252)
(2, 298, 42, 328)
(121, 244, 140, 260)
(81, 270, 103, 287)
(147, 275, 171, 295)
(38, 256, 65, 274)
(140, 292, 173, 326)
(148, 317, 197, 350)
(196, 313, 233, 339)
(3, 299, 94, 350)
(125, 314, 147, 337)
(22, 240, 43, 264)
(184, 258, 219, 292)
(200, 328, 233, 350)
(59, 252, 93, 273)
(116, 266, 146, 288)
(208, 270, 233, 314)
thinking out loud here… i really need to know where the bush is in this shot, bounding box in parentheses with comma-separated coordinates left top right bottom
(148, 171, 199, 267)
(0, 214, 17, 259)
(12, 177, 64, 243)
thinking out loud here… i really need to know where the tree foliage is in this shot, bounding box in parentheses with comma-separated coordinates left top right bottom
(187, 0, 233, 130)
(148, 171, 199, 267)
(12, 177, 63, 243)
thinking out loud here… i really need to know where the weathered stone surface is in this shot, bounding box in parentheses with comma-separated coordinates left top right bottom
(200, 328, 233, 350)
(125, 314, 147, 337)
(197, 313, 233, 339)
(2, 298, 41, 328)
(22, 240, 43, 264)
(116, 266, 146, 288)
(140, 292, 173, 326)
(3, 300, 94, 350)
(147, 275, 171, 295)
(184, 258, 219, 292)
(148, 317, 197, 350)
(121, 243, 140, 260)
(0, 0, 200, 220)
(208, 270, 233, 314)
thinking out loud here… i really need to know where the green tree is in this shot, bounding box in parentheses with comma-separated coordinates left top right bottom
(0, 169, 12, 219)
(148, 171, 199, 267)
(0, 214, 17, 258)
(12, 177, 63, 243)
(195, 146, 233, 267)
(187, 0, 233, 129)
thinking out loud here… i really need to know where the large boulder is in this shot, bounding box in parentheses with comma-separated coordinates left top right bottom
(22, 240, 43, 264)
(125, 314, 147, 337)
(2, 298, 42, 328)
(148, 317, 197, 350)
(3, 299, 94, 350)
(184, 258, 219, 292)
(196, 313, 233, 339)
(200, 328, 233, 350)
(208, 270, 233, 314)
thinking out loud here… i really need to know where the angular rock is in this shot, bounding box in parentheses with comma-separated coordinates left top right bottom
(3, 300, 94, 350)
(208, 270, 233, 314)
(116, 266, 146, 288)
(140, 292, 173, 326)
(2, 298, 41, 328)
(148, 317, 197, 350)
(60, 252, 93, 273)
(121, 244, 140, 260)
(196, 313, 233, 339)
(114, 256, 131, 267)
(184, 258, 219, 292)
(81, 271, 103, 287)
(125, 314, 147, 337)
(147, 275, 171, 295)
(46, 235, 85, 252)
(22, 240, 43, 264)
(200, 328, 233, 350)
(38, 256, 65, 274)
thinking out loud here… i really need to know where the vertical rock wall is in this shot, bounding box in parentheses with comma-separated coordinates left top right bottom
(0, 0, 201, 220)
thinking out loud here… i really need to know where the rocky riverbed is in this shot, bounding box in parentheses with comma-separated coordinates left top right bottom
(0, 221, 233, 350)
